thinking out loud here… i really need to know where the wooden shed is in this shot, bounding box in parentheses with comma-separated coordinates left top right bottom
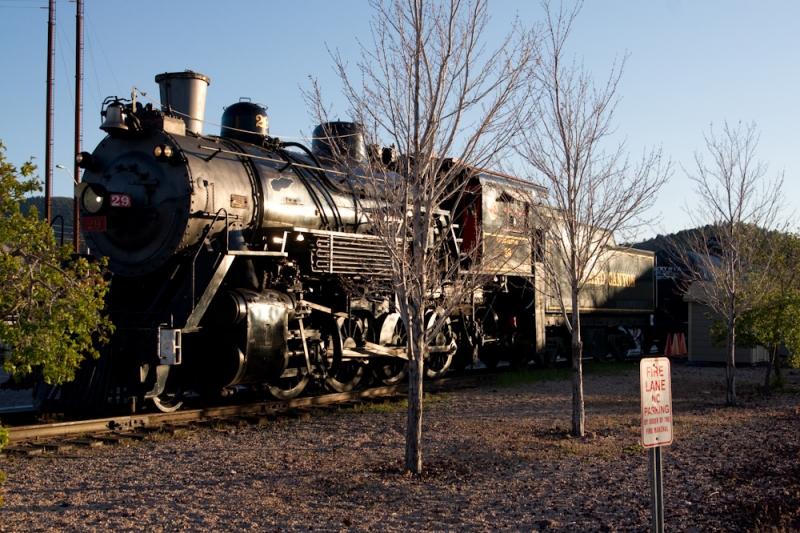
(685, 296, 769, 365)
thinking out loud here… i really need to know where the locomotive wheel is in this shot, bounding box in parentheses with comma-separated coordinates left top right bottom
(449, 343, 477, 373)
(508, 326, 536, 370)
(326, 362, 365, 392)
(645, 335, 662, 356)
(374, 359, 408, 386)
(534, 348, 558, 368)
(267, 368, 310, 400)
(374, 313, 408, 385)
(425, 347, 455, 379)
(508, 345, 531, 370)
(325, 316, 366, 393)
(594, 347, 614, 364)
(601, 334, 628, 363)
(152, 391, 184, 413)
(423, 313, 456, 379)
(536, 338, 562, 368)
(478, 346, 500, 370)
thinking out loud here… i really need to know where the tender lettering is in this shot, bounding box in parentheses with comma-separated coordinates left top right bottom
(585, 271, 636, 288)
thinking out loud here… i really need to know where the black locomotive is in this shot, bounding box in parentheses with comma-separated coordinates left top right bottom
(35, 71, 659, 413)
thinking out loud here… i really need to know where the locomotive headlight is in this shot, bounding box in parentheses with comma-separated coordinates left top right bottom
(153, 144, 173, 160)
(84, 190, 104, 214)
(79, 183, 107, 214)
(75, 151, 93, 169)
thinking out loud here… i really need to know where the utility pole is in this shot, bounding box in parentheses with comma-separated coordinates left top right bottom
(45, 0, 56, 224)
(73, 0, 83, 253)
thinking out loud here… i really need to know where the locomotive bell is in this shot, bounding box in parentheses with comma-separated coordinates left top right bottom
(220, 99, 269, 145)
(312, 121, 367, 166)
(100, 101, 128, 132)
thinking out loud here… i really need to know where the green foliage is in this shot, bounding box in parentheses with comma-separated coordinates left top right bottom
(0, 141, 112, 504)
(733, 232, 800, 365)
(622, 443, 645, 454)
(0, 141, 112, 385)
(736, 289, 800, 353)
(708, 231, 800, 369)
(352, 400, 407, 414)
(708, 314, 734, 348)
(771, 373, 787, 390)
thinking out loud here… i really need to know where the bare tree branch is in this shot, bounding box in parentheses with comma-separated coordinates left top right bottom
(517, 0, 671, 436)
(306, 0, 539, 474)
(678, 121, 787, 405)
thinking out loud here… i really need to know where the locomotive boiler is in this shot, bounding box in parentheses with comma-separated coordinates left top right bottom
(35, 70, 657, 413)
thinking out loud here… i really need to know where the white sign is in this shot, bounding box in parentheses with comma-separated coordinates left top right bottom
(640, 357, 673, 447)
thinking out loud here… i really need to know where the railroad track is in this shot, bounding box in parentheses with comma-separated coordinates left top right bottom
(3, 374, 491, 451)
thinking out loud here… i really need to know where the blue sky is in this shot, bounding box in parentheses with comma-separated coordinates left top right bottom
(1, 0, 797, 239)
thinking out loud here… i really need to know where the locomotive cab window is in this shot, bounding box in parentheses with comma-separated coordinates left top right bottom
(495, 191, 526, 233)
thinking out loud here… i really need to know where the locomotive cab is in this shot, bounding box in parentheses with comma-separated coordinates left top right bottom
(456, 172, 540, 276)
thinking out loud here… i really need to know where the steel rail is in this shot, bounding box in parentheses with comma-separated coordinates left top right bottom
(6, 375, 484, 444)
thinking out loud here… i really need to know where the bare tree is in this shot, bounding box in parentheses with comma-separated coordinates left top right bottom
(680, 121, 786, 405)
(516, 1, 670, 437)
(306, 0, 539, 474)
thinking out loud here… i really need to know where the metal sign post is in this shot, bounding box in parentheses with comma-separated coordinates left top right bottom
(650, 446, 664, 533)
(640, 357, 673, 533)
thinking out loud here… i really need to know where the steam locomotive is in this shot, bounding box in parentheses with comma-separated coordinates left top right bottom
(35, 71, 657, 413)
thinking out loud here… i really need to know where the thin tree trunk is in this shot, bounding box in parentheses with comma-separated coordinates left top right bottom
(763, 344, 777, 395)
(405, 321, 425, 474)
(570, 291, 584, 437)
(726, 313, 737, 405)
(404, 2, 424, 476)
(774, 349, 783, 381)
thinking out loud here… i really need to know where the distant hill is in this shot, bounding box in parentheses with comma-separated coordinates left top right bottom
(634, 226, 711, 252)
(20, 196, 74, 220)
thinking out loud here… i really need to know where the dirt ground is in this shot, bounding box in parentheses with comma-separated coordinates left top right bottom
(1, 362, 799, 533)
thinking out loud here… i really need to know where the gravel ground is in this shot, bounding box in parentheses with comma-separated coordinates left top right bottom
(1, 362, 799, 533)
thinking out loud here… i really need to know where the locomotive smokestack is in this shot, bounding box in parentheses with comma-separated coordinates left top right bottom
(155, 70, 210, 135)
